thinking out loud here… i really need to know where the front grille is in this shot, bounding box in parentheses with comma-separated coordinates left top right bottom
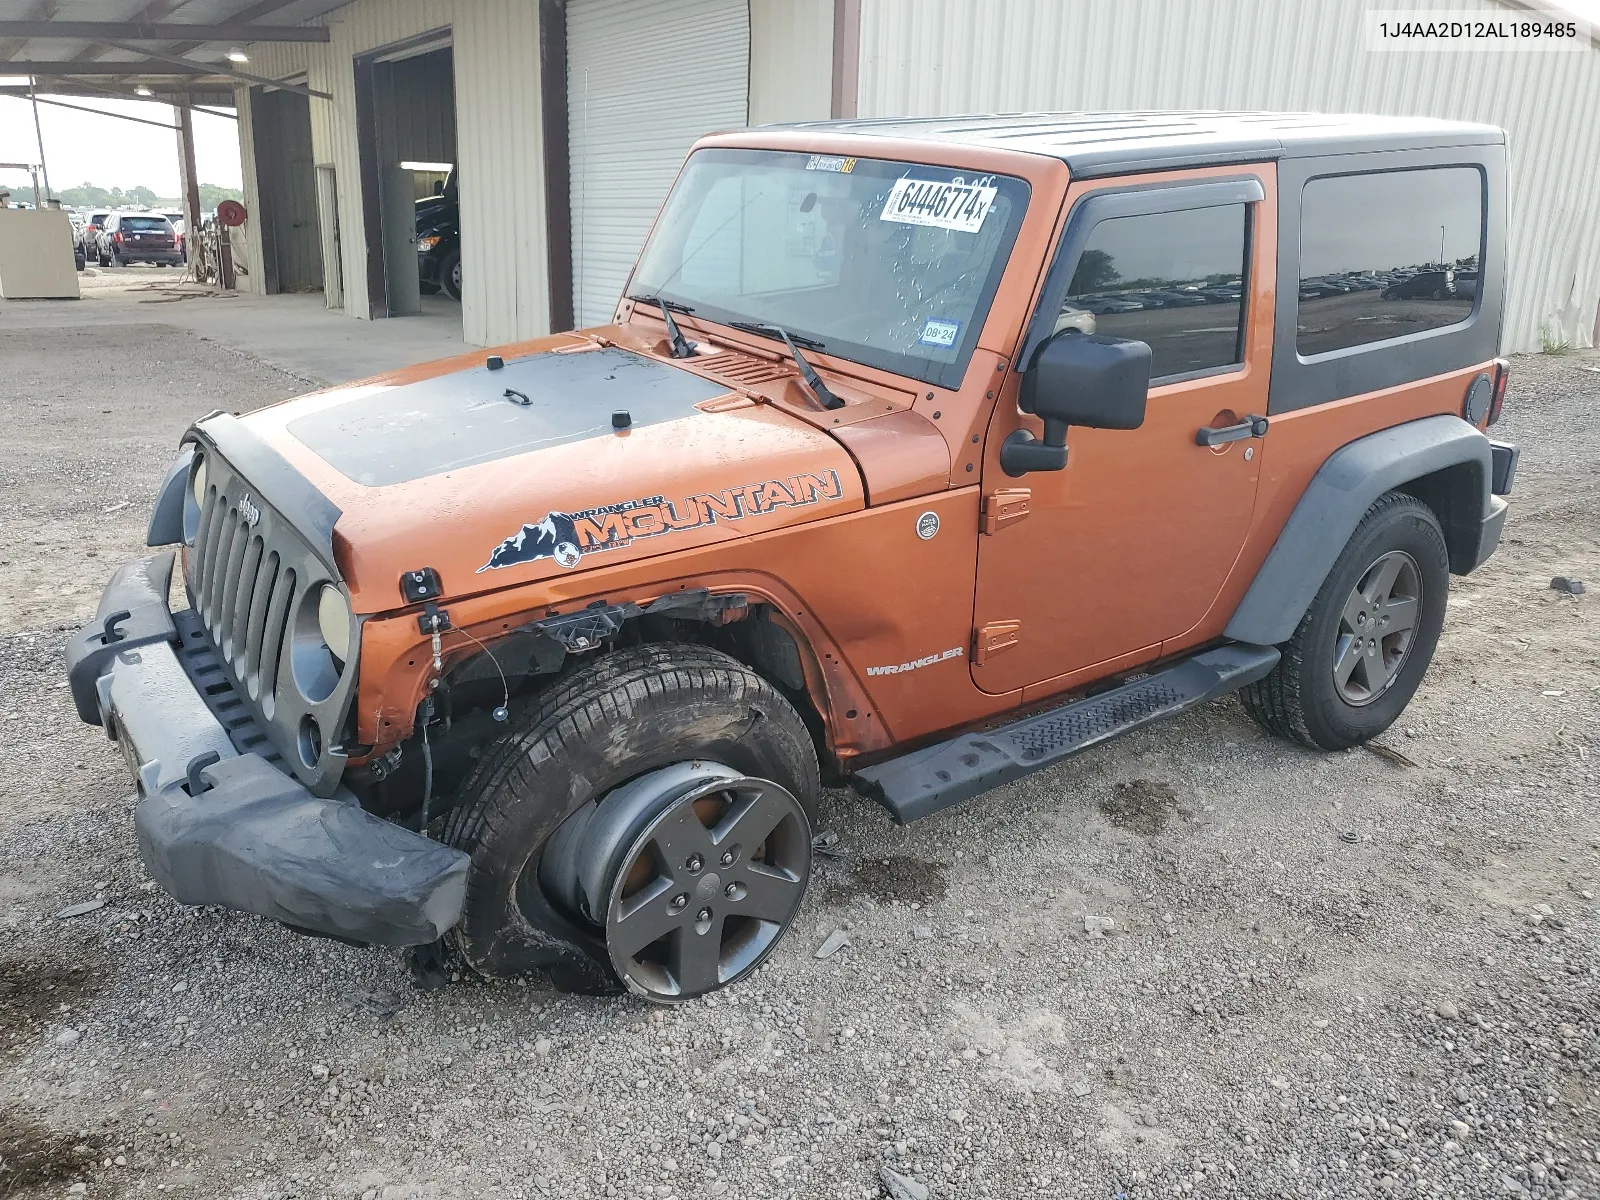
(191, 490, 298, 717)
(182, 448, 356, 798)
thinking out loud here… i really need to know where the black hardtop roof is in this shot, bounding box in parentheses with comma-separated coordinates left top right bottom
(770, 111, 1504, 177)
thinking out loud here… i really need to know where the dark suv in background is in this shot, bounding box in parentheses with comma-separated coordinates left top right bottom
(416, 168, 460, 300)
(1383, 268, 1455, 300)
(97, 214, 183, 267)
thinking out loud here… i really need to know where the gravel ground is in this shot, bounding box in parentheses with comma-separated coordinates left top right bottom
(0, 320, 1595, 1200)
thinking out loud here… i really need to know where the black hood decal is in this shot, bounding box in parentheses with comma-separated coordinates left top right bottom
(286, 347, 728, 487)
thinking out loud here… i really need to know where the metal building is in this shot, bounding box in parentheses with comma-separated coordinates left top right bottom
(11, 0, 1585, 351)
(231, 0, 1596, 351)
(855, 0, 1600, 353)
(229, 0, 839, 347)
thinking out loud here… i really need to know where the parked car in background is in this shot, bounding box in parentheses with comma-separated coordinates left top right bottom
(78, 211, 111, 258)
(97, 213, 183, 267)
(1079, 294, 1145, 314)
(1454, 270, 1479, 300)
(1383, 268, 1455, 300)
(416, 167, 461, 301)
(162, 211, 189, 259)
(1053, 302, 1097, 335)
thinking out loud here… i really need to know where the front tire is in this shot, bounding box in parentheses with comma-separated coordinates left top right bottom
(444, 643, 820, 998)
(1241, 492, 1449, 750)
(440, 249, 462, 300)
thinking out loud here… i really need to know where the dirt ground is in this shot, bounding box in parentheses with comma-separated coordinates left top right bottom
(0, 306, 1595, 1200)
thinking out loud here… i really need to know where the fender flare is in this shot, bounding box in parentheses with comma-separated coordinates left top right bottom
(1225, 414, 1494, 647)
(146, 444, 196, 547)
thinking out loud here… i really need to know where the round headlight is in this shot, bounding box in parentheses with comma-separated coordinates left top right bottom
(191, 454, 208, 507)
(317, 584, 352, 666)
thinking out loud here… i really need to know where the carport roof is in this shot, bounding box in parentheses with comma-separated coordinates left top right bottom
(0, 0, 354, 108)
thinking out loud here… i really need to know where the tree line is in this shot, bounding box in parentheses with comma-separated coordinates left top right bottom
(55, 181, 244, 211)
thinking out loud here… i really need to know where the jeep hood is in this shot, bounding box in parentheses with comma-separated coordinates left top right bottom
(236, 340, 865, 612)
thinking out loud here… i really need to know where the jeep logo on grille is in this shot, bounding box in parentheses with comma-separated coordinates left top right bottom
(239, 493, 261, 528)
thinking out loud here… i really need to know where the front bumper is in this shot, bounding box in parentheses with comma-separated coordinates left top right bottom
(418, 249, 441, 287)
(67, 552, 467, 948)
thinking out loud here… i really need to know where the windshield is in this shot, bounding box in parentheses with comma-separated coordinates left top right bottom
(629, 149, 1030, 389)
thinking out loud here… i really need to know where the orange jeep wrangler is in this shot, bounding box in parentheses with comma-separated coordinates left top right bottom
(69, 112, 1519, 1002)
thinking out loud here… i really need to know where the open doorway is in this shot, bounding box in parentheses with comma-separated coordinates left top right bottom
(353, 35, 460, 335)
(250, 86, 322, 295)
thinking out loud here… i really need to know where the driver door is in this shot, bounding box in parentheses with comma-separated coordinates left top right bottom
(971, 165, 1277, 697)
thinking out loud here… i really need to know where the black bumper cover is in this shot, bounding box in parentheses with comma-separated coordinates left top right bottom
(68, 552, 467, 948)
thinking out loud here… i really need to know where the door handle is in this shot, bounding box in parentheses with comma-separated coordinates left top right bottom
(1195, 414, 1269, 446)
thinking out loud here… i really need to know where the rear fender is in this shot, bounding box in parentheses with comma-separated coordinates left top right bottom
(1226, 414, 1494, 647)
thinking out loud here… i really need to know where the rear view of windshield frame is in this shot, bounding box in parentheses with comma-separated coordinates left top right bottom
(628, 148, 1032, 391)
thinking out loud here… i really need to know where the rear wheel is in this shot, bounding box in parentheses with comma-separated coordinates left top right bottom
(445, 643, 819, 1000)
(1241, 492, 1449, 750)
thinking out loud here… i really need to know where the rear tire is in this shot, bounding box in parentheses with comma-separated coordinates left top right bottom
(1240, 492, 1449, 751)
(444, 643, 820, 996)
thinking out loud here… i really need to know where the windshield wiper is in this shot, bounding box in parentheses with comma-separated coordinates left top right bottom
(727, 321, 844, 410)
(627, 294, 697, 359)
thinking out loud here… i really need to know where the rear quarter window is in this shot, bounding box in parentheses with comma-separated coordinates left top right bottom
(1296, 167, 1484, 357)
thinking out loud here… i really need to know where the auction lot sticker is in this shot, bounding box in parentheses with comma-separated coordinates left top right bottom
(881, 177, 997, 233)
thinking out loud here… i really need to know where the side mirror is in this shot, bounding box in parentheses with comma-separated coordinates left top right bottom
(1000, 331, 1151, 476)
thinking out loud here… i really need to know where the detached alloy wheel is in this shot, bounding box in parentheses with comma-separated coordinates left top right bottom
(1240, 492, 1449, 750)
(447, 643, 820, 998)
(588, 772, 810, 1001)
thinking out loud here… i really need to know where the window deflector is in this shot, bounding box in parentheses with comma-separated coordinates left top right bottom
(1018, 176, 1266, 373)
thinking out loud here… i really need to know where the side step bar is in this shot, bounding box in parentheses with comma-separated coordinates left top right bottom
(853, 643, 1280, 824)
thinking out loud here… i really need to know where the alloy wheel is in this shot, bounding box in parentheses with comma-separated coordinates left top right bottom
(599, 774, 810, 1001)
(1333, 549, 1422, 706)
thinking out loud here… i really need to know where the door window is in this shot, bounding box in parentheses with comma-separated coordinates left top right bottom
(1062, 203, 1249, 382)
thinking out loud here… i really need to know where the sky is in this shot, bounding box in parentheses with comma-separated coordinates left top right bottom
(0, 92, 241, 202)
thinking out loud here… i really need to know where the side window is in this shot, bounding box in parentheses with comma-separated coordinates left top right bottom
(1297, 167, 1482, 356)
(1063, 203, 1248, 381)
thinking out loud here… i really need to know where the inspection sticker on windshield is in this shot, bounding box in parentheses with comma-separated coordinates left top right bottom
(806, 154, 856, 173)
(919, 318, 962, 348)
(880, 178, 997, 232)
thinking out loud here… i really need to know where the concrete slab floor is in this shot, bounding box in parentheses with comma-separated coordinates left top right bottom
(0, 267, 467, 386)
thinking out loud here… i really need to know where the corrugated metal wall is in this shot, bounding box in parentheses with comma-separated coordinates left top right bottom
(237, 0, 834, 344)
(373, 47, 457, 169)
(566, 0, 750, 327)
(749, 0, 834, 125)
(242, 0, 549, 345)
(856, 0, 1600, 351)
(452, 0, 549, 345)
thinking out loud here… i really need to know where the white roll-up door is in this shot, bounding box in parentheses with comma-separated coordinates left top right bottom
(567, 0, 750, 328)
